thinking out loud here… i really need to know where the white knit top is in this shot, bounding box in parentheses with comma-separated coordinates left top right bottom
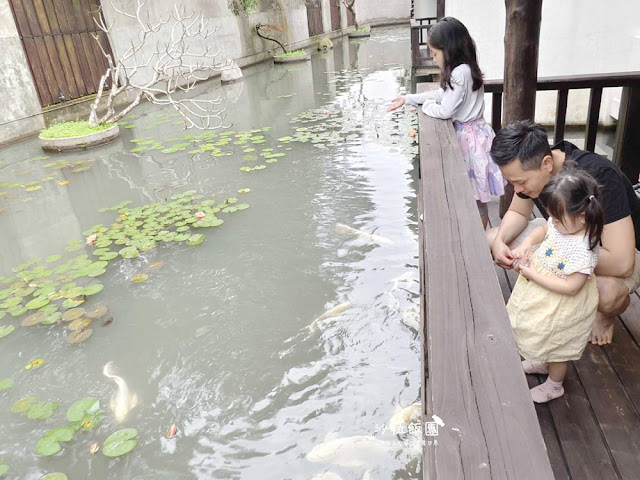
(404, 64, 485, 122)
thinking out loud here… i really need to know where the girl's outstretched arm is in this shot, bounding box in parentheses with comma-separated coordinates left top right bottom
(423, 79, 464, 119)
(405, 89, 444, 105)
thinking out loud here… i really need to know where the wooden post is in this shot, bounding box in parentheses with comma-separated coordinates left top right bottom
(437, 0, 445, 19)
(613, 86, 640, 183)
(499, 0, 543, 217)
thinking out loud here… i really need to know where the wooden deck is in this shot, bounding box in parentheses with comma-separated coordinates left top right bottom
(489, 199, 640, 480)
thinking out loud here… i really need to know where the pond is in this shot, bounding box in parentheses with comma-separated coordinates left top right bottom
(0, 26, 422, 480)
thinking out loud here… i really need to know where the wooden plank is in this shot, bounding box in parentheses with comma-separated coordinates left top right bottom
(8, 0, 52, 105)
(61, 0, 94, 94)
(485, 71, 640, 93)
(548, 363, 619, 479)
(574, 342, 640, 479)
(613, 86, 640, 184)
(82, 0, 110, 86)
(527, 375, 572, 480)
(41, 0, 79, 99)
(51, 0, 87, 96)
(554, 89, 568, 143)
(19, 0, 60, 104)
(70, 0, 101, 90)
(604, 313, 640, 417)
(419, 85, 553, 477)
(585, 87, 603, 152)
(491, 92, 502, 133)
(618, 292, 640, 345)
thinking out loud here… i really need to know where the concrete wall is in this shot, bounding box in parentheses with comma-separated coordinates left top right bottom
(356, 0, 411, 26)
(443, 0, 640, 126)
(0, 0, 44, 143)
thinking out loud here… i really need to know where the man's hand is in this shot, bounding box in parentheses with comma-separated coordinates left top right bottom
(491, 238, 514, 269)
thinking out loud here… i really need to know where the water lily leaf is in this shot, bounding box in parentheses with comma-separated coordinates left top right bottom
(119, 246, 139, 259)
(85, 304, 108, 318)
(265, 159, 278, 163)
(25, 358, 44, 370)
(41, 474, 68, 480)
(68, 318, 92, 331)
(95, 239, 113, 248)
(41, 312, 61, 325)
(1, 297, 23, 308)
(12, 397, 37, 413)
(98, 252, 118, 261)
(67, 397, 100, 422)
(25, 296, 50, 310)
(64, 286, 84, 298)
(34, 286, 56, 298)
(36, 427, 75, 456)
(186, 234, 205, 246)
(22, 312, 46, 326)
(68, 329, 92, 344)
(62, 308, 85, 322)
(0, 325, 15, 338)
(27, 402, 58, 420)
(254, 165, 266, 170)
(46, 255, 62, 263)
(87, 269, 106, 278)
(131, 273, 149, 284)
(62, 298, 84, 309)
(0, 462, 8, 476)
(103, 428, 138, 457)
(237, 188, 250, 194)
(7, 306, 26, 317)
(0, 379, 13, 391)
(0, 289, 11, 300)
(26, 185, 42, 192)
(83, 284, 104, 296)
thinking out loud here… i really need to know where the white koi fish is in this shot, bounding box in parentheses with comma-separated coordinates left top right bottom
(388, 402, 422, 432)
(103, 361, 138, 422)
(309, 302, 351, 332)
(335, 223, 394, 246)
(306, 435, 399, 467)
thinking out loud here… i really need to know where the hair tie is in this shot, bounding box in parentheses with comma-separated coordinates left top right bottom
(589, 195, 595, 202)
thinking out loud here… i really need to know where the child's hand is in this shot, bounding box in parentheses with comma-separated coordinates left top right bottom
(517, 261, 536, 280)
(511, 243, 531, 264)
(387, 96, 406, 112)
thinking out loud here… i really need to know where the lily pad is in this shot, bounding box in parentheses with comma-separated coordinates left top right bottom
(62, 298, 85, 309)
(62, 308, 85, 322)
(83, 284, 104, 296)
(186, 234, 205, 246)
(85, 304, 108, 318)
(11, 396, 37, 413)
(27, 402, 58, 420)
(8, 305, 27, 317)
(22, 311, 46, 326)
(25, 296, 50, 310)
(119, 246, 139, 259)
(103, 428, 138, 457)
(36, 427, 75, 456)
(68, 318, 92, 331)
(46, 254, 62, 263)
(67, 328, 92, 344)
(0, 462, 8, 476)
(0, 325, 15, 338)
(99, 252, 118, 261)
(25, 358, 44, 370)
(67, 397, 100, 422)
(41, 474, 68, 480)
(131, 273, 149, 284)
(0, 379, 13, 391)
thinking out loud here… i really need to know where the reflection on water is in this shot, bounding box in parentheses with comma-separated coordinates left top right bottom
(0, 27, 422, 479)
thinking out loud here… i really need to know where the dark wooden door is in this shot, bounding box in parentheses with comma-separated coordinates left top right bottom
(8, 0, 114, 106)
(306, 0, 324, 37)
(330, 0, 340, 31)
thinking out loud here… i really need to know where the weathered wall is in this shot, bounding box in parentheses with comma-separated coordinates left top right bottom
(444, 0, 640, 127)
(0, 0, 44, 143)
(356, 0, 411, 26)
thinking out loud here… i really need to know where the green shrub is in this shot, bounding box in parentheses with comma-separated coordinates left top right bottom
(40, 121, 115, 139)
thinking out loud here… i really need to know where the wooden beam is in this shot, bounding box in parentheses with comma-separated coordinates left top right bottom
(613, 86, 640, 183)
(584, 87, 602, 152)
(499, 0, 543, 217)
(554, 89, 568, 143)
(484, 71, 640, 93)
(492, 91, 502, 132)
(436, 0, 445, 19)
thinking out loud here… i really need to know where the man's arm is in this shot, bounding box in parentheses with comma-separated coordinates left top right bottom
(490, 193, 535, 268)
(596, 216, 636, 277)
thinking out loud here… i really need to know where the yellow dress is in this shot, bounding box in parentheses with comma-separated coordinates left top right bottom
(506, 218, 599, 363)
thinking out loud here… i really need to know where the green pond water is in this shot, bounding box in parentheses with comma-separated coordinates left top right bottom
(0, 26, 423, 479)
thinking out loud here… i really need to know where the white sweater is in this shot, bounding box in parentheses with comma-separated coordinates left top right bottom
(405, 64, 485, 123)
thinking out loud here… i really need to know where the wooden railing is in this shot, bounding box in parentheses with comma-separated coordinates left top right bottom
(410, 17, 437, 69)
(485, 72, 640, 182)
(417, 83, 554, 479)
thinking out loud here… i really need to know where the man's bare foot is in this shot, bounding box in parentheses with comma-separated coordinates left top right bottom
(589, 313, 615, 345)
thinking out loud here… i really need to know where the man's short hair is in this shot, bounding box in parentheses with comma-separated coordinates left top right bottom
(490, 120, 552, 170)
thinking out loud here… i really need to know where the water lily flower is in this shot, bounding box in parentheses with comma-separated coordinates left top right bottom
(166, 424, 178, 439)
(408, 128, 416, 138)
(86, 233, 98, 246)
(195, 211, 206, 220)
(410, 107, 416, 113)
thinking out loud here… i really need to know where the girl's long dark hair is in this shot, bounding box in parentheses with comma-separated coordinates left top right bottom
(428, 17, 483, 91)
(539, 160, 604, 250)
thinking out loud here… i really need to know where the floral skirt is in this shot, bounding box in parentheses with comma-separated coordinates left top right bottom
(453, 119, 506, 203)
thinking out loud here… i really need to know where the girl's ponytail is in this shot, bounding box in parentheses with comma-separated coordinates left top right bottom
(584, 192, 604, 250)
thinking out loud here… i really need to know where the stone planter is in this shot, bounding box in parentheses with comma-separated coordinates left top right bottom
(273, 53, 311, 64)
(348, 27, 371, 38)
(39, 124, 120, 152)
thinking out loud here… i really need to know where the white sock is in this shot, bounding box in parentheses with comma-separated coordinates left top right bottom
(531, 377, 564, 403)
